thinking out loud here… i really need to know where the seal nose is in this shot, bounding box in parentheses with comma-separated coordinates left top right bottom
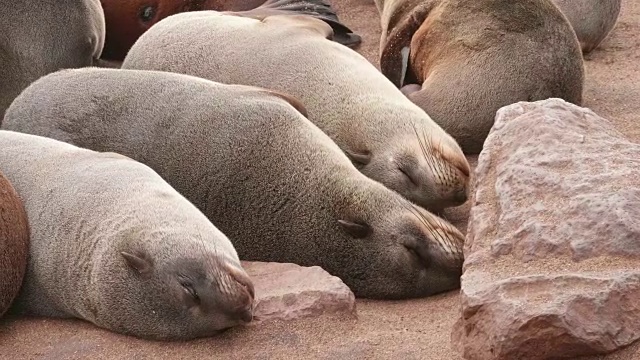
(454, 189, 468, 204)
(239, 306, 253, 323)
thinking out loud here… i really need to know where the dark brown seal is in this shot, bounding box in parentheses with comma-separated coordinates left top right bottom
(375, 0, 585, 154)
(99, 0, 361, 60)
(0, 170, 29, 318)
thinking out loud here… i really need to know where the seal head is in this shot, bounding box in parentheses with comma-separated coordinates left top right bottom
(102, 234, 255, 339)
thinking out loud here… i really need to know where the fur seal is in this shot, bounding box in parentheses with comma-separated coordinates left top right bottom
(0, 170, 29, 318)
(374, 0, 585, 154)
(121, 11, 470, 213)
(99, 0, 361, 61)
(0, 130, 255, 340)
(552, 0, 622, 53)
(0, 0, 106, 119)
(3, 67, 466, 299)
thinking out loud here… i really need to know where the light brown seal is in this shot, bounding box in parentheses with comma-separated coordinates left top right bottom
(0, 0, 106, 119)
(99, 0, 361, 61)
(552, 0, 622, 53)
(3, 67, 466, 299)
(374, 0, 585, 154)
(0, 130, 254, 340)
(121, 11, 470, 213)
(0, 170, 29, 318)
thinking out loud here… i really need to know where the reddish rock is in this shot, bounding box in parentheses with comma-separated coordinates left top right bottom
(241, 261, 356, 323)
(454, 98, 640, 360)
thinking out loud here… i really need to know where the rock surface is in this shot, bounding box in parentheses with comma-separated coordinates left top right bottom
(455, 98, 640, 360)
(242, 261, 357, 323)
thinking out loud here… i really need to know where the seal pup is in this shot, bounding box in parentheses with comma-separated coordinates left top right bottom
(99, 0, 360, 61)
(3, 67, 466, 299)
(121, 11, 470, 213)
(0, 0, 106, 118)
(374, 0, 585, 154)
(0, 130, 255, 340)
(0, 170, 29, 318)
(552, 0, 622, 53)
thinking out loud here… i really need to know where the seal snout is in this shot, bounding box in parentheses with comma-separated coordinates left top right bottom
(453, 188, 468, 204)
(236, 304, 254, 324)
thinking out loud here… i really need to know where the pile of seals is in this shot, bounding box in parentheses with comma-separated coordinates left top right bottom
(0, 0, 621, 342)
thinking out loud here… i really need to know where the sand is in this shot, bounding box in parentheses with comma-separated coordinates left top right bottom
(1, 0, 639, 359)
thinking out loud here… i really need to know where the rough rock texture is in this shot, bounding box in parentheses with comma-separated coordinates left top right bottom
(242, 261, 357, 323)
(455, 98, 640, 360)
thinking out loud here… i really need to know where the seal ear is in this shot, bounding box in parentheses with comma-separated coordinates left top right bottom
(338, 220, 372, 239)
(121, 251, 152, 275)
(380, 3, 435, 87)
(344, 150, 371, 166)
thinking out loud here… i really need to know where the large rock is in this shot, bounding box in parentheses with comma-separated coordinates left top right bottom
(454, 98, 640, 360)
(242, 261, 357, 323)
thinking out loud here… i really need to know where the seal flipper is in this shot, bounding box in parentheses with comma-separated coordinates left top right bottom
(241, 0, 362, 48)
(380, 3, 435, 87)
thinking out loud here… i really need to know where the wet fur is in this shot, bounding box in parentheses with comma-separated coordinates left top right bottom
(376, 0, 585, 154)
(0, 130, 253, 340)
(0, 0, 105, 119)
(121, 11, 470, 213)
(552, 0, 622, 53)
(3, 67, 466, 299)
(0, 171, 29, 318)
(241, 0, 362, 48)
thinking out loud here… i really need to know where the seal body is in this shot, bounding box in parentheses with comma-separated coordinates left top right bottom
(0, 0, 105, 119)
(552, 0, 622, 53)
(0, 130, 254, 340)
(3, 67, 466, 299)
(375, 0, 585, 154)
(121, 11, 470, 213)
(99, 0, 360, 61)
(0, 170, 29, 318)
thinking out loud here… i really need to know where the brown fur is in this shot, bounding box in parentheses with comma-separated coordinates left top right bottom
(376, 0, 585, 154)
(3, 67, 466, 299)
(121, 11, 470, 213)
(552, 0, 622, 53)
(0, 130, 254, 340)
(0, 0, 105, 119)
(0, 170, 29, 318)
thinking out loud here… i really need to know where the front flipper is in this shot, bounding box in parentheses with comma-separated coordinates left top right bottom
(380, 3, 435, 87)
(236, 0, 362, 48)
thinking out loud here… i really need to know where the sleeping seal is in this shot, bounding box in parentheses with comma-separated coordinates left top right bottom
(3, 67, 466, 299)
(0, 0, 106, 118)
(121, 11, 470, 213)
(0, 170, 29, 318)
(0, 130, 254, 340)
(374, 0, 585, 154)
(99, 0, 360, 61)
(552, 0, 622, 53)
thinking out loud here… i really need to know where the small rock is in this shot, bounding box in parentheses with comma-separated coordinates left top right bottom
(454, 98, 640, 360)
(241, 261, 357, 323)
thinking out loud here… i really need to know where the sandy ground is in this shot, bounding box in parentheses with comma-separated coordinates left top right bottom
(1, 0, 639, 359)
